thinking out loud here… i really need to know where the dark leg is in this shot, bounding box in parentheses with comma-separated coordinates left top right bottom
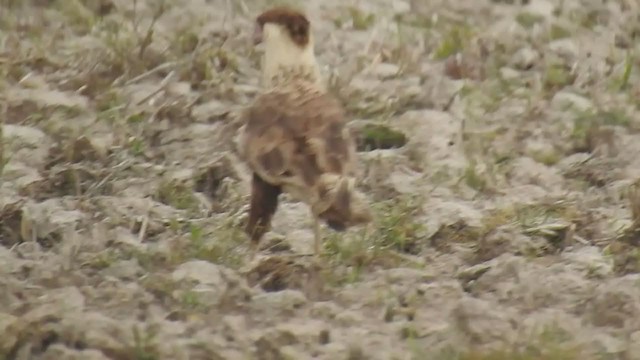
(245, 173, 281, 259)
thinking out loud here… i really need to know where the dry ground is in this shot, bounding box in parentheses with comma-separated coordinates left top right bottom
(1, 0, 640, 359)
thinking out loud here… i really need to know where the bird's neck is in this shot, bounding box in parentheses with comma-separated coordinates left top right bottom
(261, 38, 324, 89)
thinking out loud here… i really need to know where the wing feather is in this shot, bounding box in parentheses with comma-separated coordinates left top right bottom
(240, 82, 356, 195)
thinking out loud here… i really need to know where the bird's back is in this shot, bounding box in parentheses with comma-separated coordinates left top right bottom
(241, 78, 356, 193)
(239, 78, 371, 230)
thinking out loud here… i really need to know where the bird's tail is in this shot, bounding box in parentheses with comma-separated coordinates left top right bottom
(313, 174, 372, 231)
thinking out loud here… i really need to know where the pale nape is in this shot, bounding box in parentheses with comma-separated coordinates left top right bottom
(260, 23, 324, 90)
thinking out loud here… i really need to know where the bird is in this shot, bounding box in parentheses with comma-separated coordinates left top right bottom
(236, 6, 373, 261)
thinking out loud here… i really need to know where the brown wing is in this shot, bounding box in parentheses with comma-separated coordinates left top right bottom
(240, 82, 356, 191)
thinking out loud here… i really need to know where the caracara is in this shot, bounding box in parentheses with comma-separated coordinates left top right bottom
(237, 7, 372, 260)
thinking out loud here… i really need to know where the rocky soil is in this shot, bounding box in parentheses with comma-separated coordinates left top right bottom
(2, 0, 640, 359)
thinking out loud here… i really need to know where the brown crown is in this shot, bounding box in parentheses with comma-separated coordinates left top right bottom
(256, 7, 310, 47)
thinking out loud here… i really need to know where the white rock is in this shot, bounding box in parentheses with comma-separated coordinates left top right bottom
(629, 331, 640, 360)
(524, 0, 555, 17)
(172, 260, 225, 286)
(548, 39, 579, 60)
(2, 125, 51, 169)
(359, 149, 422, 197)
(591, 333, 628, 357)
(252, 289, 307, 313)
(511, 47, 539, 70)
(422, 197, 484, 239)
(335, 310, 365, 326)
(0, 312, 19, 351)
(499, 67, 521, 80)
(509, 156, 564, 189)
(3, 124, 47, 147)
(452, 296, 517, 345)
(379, 267, 434, 283)
(587, 275, 640, 329)
(368, 62, 400, 79)
(38, 286, 85, 313)
(561, 246, 613, 278)
(284, 229, 314, 254)
(394, 109, 466, 171)
(309, 301, 342, 319)
(551, 91, 594, 112)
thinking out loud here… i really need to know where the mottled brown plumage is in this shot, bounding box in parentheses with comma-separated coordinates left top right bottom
(239, 7, 372, 259)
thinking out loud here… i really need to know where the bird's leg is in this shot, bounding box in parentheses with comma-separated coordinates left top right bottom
(245, 173, 281, 264)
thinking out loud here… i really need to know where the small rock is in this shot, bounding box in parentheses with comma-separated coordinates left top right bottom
(511, 47, 539, 70)
(252, 289, 307, 313)
(191, 100, 229, 122)
(309, 301, 342, 319)
(368, 62, 400, 79)
(358, 149, 421, 199)
(172, 260, 250, 306)
(167, 81, 192, 97)
(3, 124, 48, 147)
(38, 286, 86, 311)
(452, 296, 517, 346)
(172, 260, 223, 286)
(2, 125, 51, 168)
(279, 346, 311, 359)
(394, 110, 466, 171)
(284, 229, 314, 254)
(591, 333, 627, 357)
(7, 87, 88, 109)
(275, 320, 330, 345)
(222, 315, 246, 342)
(422, 198, 484, 240)
(509, 156, 564, 189)
(551, 91, 594, 112)
(41, 345, 112, 360)
(254, 327, 299, 359)
(562, 246, 613, 278)
(348, 76, 382, 93)
(524, 0, 554, 17)
(104, 259, 144, 280)
(380, 268, 435, 283)
(548, 39, 579, 60)
(0, 313, 19, 353)
(20, 199, 86, 247)
(473, 256, 594, 310)
(520, 309, 581, 345)
(499, 67, 521, 80)
(629, 331, 640, 359)
(587, 275, 640, 329)
(335, 310, 365, 326)
(1, 162, 46, 195)
(456, 263, 493, 283)
(59, 312, 134, 356)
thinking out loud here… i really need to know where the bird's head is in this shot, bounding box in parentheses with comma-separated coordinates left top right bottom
(253, 7, 322, 87)
(254, 6, 311, 48)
